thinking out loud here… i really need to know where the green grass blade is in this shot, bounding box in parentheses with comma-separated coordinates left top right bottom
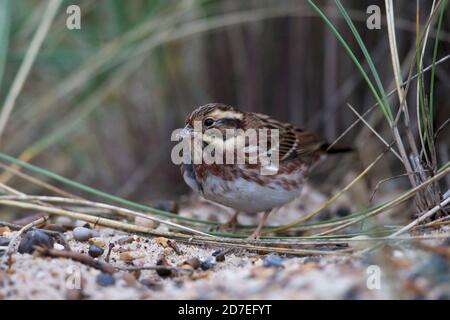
(334, 0, 393, 123)
(0, 152, 217, 225)
(306, 0, 391, 124)
(429, 0, 448, 132)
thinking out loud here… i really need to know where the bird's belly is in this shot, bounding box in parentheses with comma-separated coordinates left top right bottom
(201, 174, 304, 213)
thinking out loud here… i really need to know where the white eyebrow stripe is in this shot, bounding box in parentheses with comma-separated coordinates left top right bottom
(209, 110, 243, 120)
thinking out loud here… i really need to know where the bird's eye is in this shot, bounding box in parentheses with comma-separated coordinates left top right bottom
(204, 118, 214, 127)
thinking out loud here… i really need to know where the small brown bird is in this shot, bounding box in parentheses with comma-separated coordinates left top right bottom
(179, 103, 351, 239)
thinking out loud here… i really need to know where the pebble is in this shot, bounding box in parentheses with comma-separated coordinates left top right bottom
(212, 250, 225, 262)
(263, 254, 284, 268)
(185, 257, 201, 270)
(73, 227, 93, 241)
(53, 243, 65, 251)
(155, 237, 170, 248)
(200, 256, 216, 270)
(88, 244, 104, 258)
(18, 230, 54, 254)
(88, 237, 105, 248)
(156, 255, 173, 277)
(120, 251, 145, 262)
(96, 273, 115, 286)
(55, 216, 74, 228)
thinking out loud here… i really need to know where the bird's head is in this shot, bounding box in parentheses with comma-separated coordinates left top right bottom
(185, 103, 244, 132)
(178, 103, 245, 143)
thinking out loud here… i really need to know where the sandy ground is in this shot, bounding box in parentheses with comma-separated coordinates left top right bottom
(1, 186, 449, 300)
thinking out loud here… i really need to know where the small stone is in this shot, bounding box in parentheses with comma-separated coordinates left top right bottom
(53, 243, 65, 251)
(155, 237, 169, 248)
(200, 256, 216, 270)
(96, 273, 115, 286)
(156, 254, 172, 277)
(215, 253, 225, 262)
(134, 216, 158, 229)
(88, 237, 105, 248)
(55, 216, 73, 228)
(0, 226, 11, 235)
(88, 244, 104, 258)
(120, 251, 145, 262)
(167, 239, 182, 255)
(212, 250, 225, 262)
(185, 257, 201, 270)
(263, 254, 284, 268)
(18, 230, 54, 254)
(73, 227, 92, 241)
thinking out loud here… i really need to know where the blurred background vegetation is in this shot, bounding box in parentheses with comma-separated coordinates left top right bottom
(0, 0, 448, 208)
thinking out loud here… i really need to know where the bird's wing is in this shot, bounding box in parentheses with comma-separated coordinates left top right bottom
(250, 112, 324, 164)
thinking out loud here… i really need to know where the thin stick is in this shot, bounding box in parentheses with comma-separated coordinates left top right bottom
(0, 162, 78, 198)
(358, 196, 450, 255)
(0, 199, 215, 239)
(266, 146, 391, 234)
(314, 166, 450, 236)
(36, 246, 115, 274)
(346, 103, 402, 161)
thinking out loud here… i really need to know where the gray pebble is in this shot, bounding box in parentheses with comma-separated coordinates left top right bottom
(200, 256, 216, 270)
(263, 254, 284, 268)
(73, 227, 92, 241)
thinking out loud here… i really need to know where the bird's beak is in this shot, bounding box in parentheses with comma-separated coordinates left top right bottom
(176, 125, 193, 140)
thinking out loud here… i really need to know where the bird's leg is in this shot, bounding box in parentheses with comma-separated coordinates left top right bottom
(218, 210, 240, 232)
(249, 210, 271, 240)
